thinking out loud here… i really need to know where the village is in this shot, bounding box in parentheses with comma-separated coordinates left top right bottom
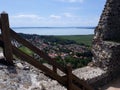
(17, 33, 92, 68)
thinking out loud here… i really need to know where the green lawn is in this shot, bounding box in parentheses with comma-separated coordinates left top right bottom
(56, 35, 94, 46)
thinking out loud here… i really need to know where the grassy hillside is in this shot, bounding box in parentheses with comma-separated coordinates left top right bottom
(56, 35, 94, 46)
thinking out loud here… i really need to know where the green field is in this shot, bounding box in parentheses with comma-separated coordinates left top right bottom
(19, 46, 33, 56)
(56, 35, 94, 46)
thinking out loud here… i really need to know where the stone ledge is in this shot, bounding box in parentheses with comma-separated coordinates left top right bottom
(73, 66, 107, 84)
(72, 66, 120, 89)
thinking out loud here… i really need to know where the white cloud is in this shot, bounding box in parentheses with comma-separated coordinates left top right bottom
(63, 13, 73, 17)
(9, 13, 98, 27)
(11, 14, 43, 20)
(50, 15, 61, 19)
(10, 14, 45, 27)
(57, 0, 84, 3)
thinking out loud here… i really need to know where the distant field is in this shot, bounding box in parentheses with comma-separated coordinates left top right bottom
(56, 35, 94, 46)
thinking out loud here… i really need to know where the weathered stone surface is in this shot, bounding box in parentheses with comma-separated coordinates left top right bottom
(94, 41, 120, 70)
(73, 66, 107, 82)
(94, 0, 120, 41)
(92, 0, 120, 70)
(91, 0, 120, 88)
(0, 59, 66, 90)
(31, 87, 41, 90)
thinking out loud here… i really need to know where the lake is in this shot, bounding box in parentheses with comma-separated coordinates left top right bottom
(12, 27, 95, 35)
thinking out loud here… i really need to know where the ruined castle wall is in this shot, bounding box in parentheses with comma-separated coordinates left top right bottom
(92, 0, 120, 71)
(94, 0, 120, 41)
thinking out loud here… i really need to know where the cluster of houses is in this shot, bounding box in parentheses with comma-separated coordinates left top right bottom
(29, 36, 89, 60)
(13, 34, 91, 61)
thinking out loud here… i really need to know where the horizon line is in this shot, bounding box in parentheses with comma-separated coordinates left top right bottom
(12, 26, 96, 29)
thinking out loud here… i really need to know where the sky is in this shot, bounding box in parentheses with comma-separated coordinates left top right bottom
(0, 0, 106, 27)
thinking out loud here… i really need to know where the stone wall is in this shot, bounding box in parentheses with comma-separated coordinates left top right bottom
(92, 41, 120, 71)
(92, 0, 120, 86)
(92, 0, 120, 71)
(94, 0, 120, 41)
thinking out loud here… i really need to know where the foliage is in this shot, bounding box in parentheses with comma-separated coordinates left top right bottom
(76, 51, 93, 57)
(56, 56, 92, 69)
(56, 35, 93, 47)
(19, 46, 33, 56)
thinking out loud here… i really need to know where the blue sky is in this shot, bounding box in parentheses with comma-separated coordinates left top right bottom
(0, 0, 106, 27)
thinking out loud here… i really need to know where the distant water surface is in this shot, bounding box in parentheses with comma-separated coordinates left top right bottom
(12, 27, 95, 35)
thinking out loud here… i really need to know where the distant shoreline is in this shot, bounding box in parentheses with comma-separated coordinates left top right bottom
(12, 26, 95, 29)
(12, 27, 95, 35)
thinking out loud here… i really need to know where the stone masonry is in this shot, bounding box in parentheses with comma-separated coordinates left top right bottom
(93, 0, 120, 41)
(92, 0, 120, 85)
